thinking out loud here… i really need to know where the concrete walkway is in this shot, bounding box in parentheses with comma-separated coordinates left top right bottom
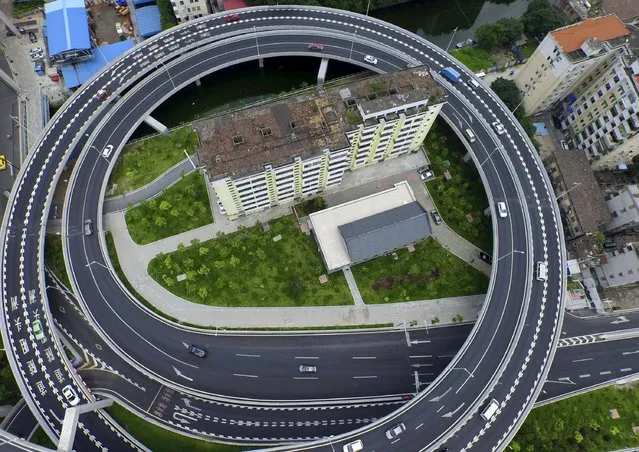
(105, 151, 490, 327)
(104, 154, 200, 212)
(343, 267, 364, 306)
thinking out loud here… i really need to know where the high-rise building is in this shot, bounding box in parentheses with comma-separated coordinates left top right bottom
(514, 15, 629, 116)
(195, 68, 445, 219)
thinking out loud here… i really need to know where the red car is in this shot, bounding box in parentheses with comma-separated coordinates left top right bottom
(95, 88, 110, 101)
(225, 14, 239, 22)
(308, 43, 324, 51)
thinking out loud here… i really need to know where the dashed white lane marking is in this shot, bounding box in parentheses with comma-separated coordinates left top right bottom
(352, 356, 376, 360)
(571, 357, 593, 363)
(295, 356, 319, 360)
(235, 354, 261, 358)
(233, 373, 258, 378)
(579, 374, 591, 378)
(600, 371, 611, 375)
(353, 375, 377, 379)
(621, 368, 632, 372)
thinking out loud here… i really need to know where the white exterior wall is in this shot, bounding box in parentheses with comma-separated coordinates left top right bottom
(170, 0, 210, 22)
(211, 101, 444, 219)
(604, 185, 639, 233)
(594, 245, 639, 288)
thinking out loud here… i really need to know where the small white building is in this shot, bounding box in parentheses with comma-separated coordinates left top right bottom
(594, 243, 639, 288)
(603, 185, 639, 234)
(170, 0, 210, 22)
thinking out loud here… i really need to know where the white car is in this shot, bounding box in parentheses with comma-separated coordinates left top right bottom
(102, 144, 113, 158)
(343, 439, 363, 452)
(497, 201, 508, 218)
(491, 121, 505, 135)
(364, 55, 378, 65)
(61, 384, 80, 406)
(385, 422, 406, 439)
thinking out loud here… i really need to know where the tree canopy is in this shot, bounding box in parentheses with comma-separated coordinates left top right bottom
(522, 0, 566, 40)
(475, 17, 523, 49)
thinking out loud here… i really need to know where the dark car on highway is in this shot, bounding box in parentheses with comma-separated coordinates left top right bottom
(188, 344, 208, 358)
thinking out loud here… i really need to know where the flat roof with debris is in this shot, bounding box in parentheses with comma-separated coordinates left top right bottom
(195, 68, 445, 180)
(308, 181, 420, 272)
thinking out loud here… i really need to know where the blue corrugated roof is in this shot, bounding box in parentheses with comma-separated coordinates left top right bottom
(135, 5, 161, 38)
(60, 40, 135, 89)
(44, 0, 91, 57)
(133, 0, 156, 6)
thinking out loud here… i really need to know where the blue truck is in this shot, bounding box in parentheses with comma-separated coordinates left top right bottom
(442, 67, 461, 83)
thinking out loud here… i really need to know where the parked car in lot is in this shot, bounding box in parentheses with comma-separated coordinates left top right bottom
(61, 384, 80, 406)
(298, 364, 317, 373)
(28, 31, 37, 43)
(385, 422, 406, 439)
(491, 121, 505, 135)
(225, 14, 240, 22)
(32, 319, 45, 342)
(187, 344, 208, 358)
(419, 167, 435, 181)
(478, 252, 493, 265)
(430, 209, 442, 225)
(307, 43, 324, 51)
(364, 55, 378, 65)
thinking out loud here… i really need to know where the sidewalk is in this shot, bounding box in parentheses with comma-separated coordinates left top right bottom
(105, 152, 490, 327)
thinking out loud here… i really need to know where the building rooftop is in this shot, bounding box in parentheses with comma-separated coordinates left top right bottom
(308, 181, 418, 272)
(195, 68, 444, 180)
(339, 202, 431, 265)
(550, 14, 629, 54)
(602, 0, 639, 22)
(553, 150, 610, 234)
(60, 40, 134, 89)
(44, 0, 91, 57)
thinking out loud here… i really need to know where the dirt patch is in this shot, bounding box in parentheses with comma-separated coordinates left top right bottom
(602, 284, 639, 310)
(88, 3, 133, 45)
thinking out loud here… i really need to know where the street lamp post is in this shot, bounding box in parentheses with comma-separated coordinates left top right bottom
(365, 0, 372, 16)
(445, 27, 459, 53)
(159, 60, 176, 90)
(254, 25, 260, 57)
(512, 92, 530, 115)
(349, 30, 358, 60)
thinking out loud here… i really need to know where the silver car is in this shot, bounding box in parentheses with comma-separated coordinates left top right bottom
(84, 219, 93, 236)
(385, 422, 406, 439)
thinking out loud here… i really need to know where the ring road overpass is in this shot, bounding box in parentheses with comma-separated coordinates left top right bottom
(0, 5, 565, 451)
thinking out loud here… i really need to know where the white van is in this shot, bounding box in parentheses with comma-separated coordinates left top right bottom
(481, 398, 499, 421)
(475, 71, 486, 78)
(464, 128, 476, 143)
(468, 78, 480, 89)
(536, 261, 548, 281)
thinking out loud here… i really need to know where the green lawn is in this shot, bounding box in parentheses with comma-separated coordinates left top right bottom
(0, 340, 20, 407)
(424, 119, 493, 253)
(450, 47, 496, 72)
(44, 235, 71, 289)
(352, 237, 488, 304)
(108, 126, 198, 196)
(125, 171, 213, 245)
(107, 404, 246, 452)
(519, 40, 539, 59)
(148, 215, 352, 307)
(513, 385, 639, 451)
(13, 0, 43, 15)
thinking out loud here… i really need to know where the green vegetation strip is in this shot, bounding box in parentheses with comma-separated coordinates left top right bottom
(29, 428, 56, 449)
(13, 0, 43, 15)
(108, 126, 198, 196)
(513, 384, 639, 451)
(352, 237, 488, 304)
(125, 171, 213, 245)
(44, 235, 71, 289)
(107, 403, 246, 452)
(449, 47, 496, 72)
(424, 119, 493, 253)
(149, 215, 352, 307)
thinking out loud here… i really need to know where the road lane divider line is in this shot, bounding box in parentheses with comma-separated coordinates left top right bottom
(233, 374, 258, 378)
(235, 354, 261, 358)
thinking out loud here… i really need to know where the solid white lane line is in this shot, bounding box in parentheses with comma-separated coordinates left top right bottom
(295, 356, 319, 360)
(233, 373, 258, 378)
(353, 376, 377, 379)
(352, 356, 376, 360)
(571, 357, 593, 363)
(579, 374, 590, 378)
(235, 353, 261, 358)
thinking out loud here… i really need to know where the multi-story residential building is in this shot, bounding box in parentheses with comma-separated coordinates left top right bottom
(170, 0, 210, 22)
(603, 184, 639, 233)
(514, 15, 629, 116)
(544, 149, 610, 238)
(559, 53, 639, 168)
(594, 243, 639, 288)
(551, 0, 589, 23)
(195, 69, 445, 219)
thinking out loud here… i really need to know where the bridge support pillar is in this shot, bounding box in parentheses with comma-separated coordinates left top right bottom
(258, 58, 264, 69)
(144, 115, 168, 135)
(317, 58, 329, 89)
(0, 10, 21, 37)
(195, 78, 201, 87)
(57, 398, 113, 452)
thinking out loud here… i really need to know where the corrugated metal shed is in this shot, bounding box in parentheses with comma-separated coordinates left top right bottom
(338, 202, 431, 265)
(60, 40, 135, 89)
(133, 0, 156, 7)
(135, 5, 162, 38)
(44, 0, 91, 57)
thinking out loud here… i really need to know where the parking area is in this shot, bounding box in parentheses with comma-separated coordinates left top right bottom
(88, 2, 134, 45)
